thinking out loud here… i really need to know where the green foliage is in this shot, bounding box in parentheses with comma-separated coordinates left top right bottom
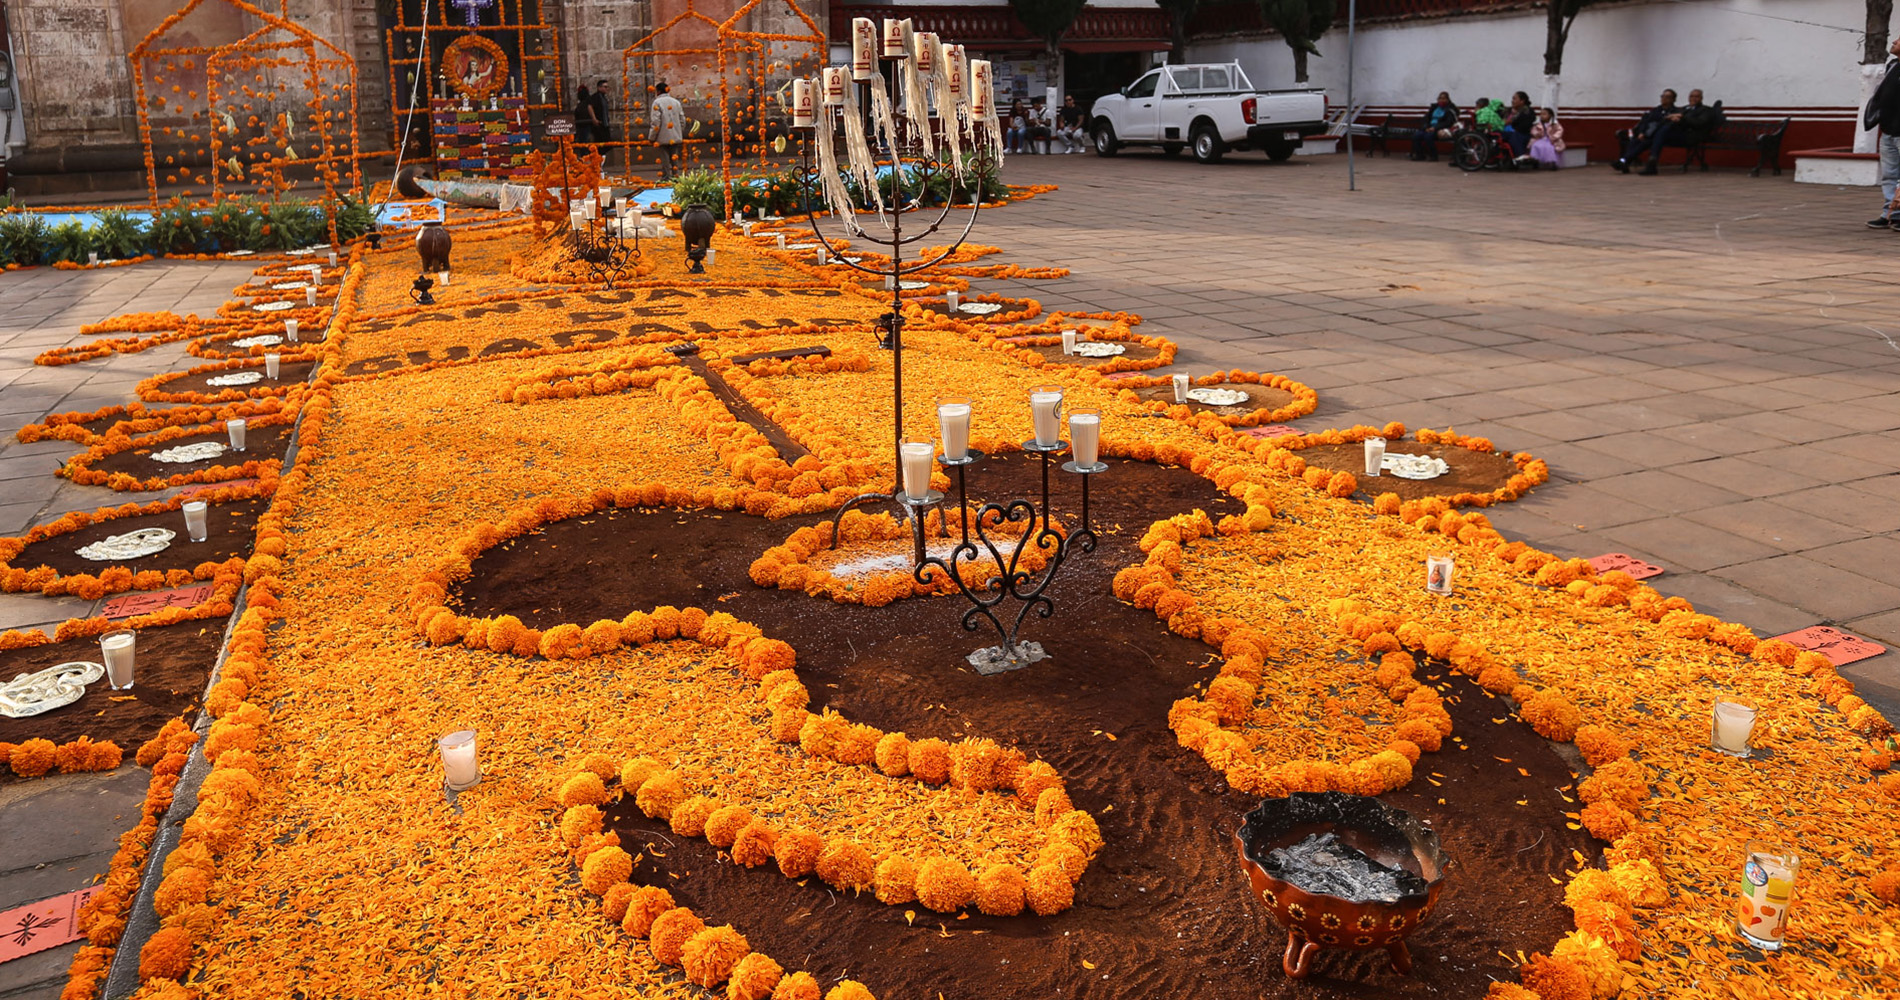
(727, 167, 806, 218)
(258, 198, 323, 250)
(918, 160, 1007, 207)
(1010, 0, 1090, 50)
(46, 221, 91, 264)
(843, 168, 922, 212)
(1257, 0, 1336, 81)
(90, 210, 147, 260)
(330, 196, 378, 242)
(205, 197, 263, 252)
(668, 168, 724, 211)
(147, 200, 209, 255)
(0, 214, 49, 266)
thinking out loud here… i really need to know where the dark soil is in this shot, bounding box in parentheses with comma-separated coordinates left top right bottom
(151, 359, 317, 398)
(85, 423, 295, 483)
(454, 456, 1589, 1000)
(1011, 338, 1164, 368)
(1298, 443, 1521, 503)
(913, 298, 1039, 322)
(16, 498, 264, 577)
(686, 358, 809, 462)
(0, 618, 225, 780)
(1132, 382, 1298, 417)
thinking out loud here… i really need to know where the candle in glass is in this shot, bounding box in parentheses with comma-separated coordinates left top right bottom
(438, 729, 480, 790)
(1711, 700, 1757, 757)
(775, 232, 786, 249)
(101, 631, 135, 690)
(226, 418, 247, 452)
(1425, 554, 1455, 594)
(742, 221, 754, 238)
(285, 318, 300, 343)
(707, 248, 717, 266)
(182, 500, 209, 542)
(1029, 385, 1064, 447)
(1061, 330, 1077, 355)
(946, 289, 959, 311)
(1364, 436, 1386, 476)
(88, 252, 99, 266)
(305, 285, 318, 307)
(817, 244, 828, 265)
(901, 442, 935, 500)
(1171, 373, 1190, 403)
(328, 250, 339, 267)
(851, 18, 876, 80)
(823, 66, 848, 106)
(1069, 408, 1102, 465)
(265, 353, 280, 379)
(937, 397, 972, 460)
(1738, 841, 1799, 950)
(438, 270, 451, 287)
(791, 78, 814, 127)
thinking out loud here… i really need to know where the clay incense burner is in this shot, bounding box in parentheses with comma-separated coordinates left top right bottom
(1235, 791, 1450, 979)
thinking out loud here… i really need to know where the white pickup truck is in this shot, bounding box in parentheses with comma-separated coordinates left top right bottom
(1088, 63, 1328, 163)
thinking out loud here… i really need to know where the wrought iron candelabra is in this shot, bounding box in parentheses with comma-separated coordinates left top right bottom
(793, 33, 1107, 672)
(569, 197, 641, 287)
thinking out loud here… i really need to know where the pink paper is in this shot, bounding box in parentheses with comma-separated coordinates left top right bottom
(1768, 626, 1887, 667)
(1587, 553, 1664, 581)
(1239, 425, 1298, 439)
(0, 887, 98, 963)
(100, 583, 216, 619)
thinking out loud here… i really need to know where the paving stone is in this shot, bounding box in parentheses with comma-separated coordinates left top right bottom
(1714, 555, 1900, 621)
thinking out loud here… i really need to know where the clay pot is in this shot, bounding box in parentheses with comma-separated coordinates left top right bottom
(680, 204, 715, 273)
(1234, 791, 1449, 979)
(415, 221, 452, 273)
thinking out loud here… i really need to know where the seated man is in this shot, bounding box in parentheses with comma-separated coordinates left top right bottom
(1056, 94, 1087, 153)
(1679, 89, 1724, 151)
(1411, 91, 1460, 161)
(1614, 89, 1682, 173)
(1027, 97, 1054, 154)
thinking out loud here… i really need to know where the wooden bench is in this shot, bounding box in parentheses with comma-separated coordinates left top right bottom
(1615, 116, 1790, 177)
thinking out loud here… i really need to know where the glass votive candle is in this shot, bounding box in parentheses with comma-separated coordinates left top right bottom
(1069, 407, 1102, 465)
(437, 270, 451, 287)
(816, 244, 828, 265)
(1061, 330, 1077, 355)
(1364, 436, 1386, 476)
(1711, 699, 1757, 757)
(285, 318, 299, 343)
(226, 418, 247, 452)
(1171, 373, 1190, 403)
(182, 500, 209, 542)
(1738, 840, 1799, 950)
(1425, 553, 1455, 594)
(328, 250, 339, 267)
(775, 232, 786, 249)
(88, 252, 100, 266)
(706, 248, 718, 266)
(946, 290, 960, 311)
(900, 441, 935, 500)
(100, 630, 135, 690)
(305, 285, 318, 307)
(265, 353, 280, 379)
(741, 221, 754, 237)
(937, 396, 972, 461)
(1029, 384, 1064, 447)
(438, 729, 481, 791)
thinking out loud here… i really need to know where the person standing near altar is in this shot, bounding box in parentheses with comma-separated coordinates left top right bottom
(650, 82, 684, 181)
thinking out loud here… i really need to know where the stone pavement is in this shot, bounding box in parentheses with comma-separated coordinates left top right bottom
(984, 151, 1900, 713)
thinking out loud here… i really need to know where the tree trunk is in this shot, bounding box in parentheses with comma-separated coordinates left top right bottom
(1292, 46, 1308, 83)
(1168, 11, 1189, 64)
(1543, 2, 1568, 76)
(1867, 0, 1894, 64)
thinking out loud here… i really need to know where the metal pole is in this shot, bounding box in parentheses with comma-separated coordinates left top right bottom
(1346, 0, 1357, 192)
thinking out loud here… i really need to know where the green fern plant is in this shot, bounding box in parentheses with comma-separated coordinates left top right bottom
(205, 197, 263, 251)
(258, 198, 322, 250)
(90, 210, 148, 260)
(47, 221, 91, 264)
(146, 200, 209, 255)
(0, 214, 48, 266)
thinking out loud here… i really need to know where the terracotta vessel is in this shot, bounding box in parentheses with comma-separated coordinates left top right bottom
(680, 204, 715, 273)
(1235, 792, 1450, 979)
(415, 221, 452, 273)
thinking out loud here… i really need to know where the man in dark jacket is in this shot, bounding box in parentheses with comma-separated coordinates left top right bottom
(1865, 36, 1900, 228)
(591, 79, 614, 145)
(1614, 89, 1680, 173)
(1680, 90, 1723, 145)
(1411, 92, 1459, 161)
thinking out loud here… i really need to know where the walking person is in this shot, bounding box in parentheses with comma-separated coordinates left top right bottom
(650, 81, 685, 180)
(1865, 36, 1900, 228)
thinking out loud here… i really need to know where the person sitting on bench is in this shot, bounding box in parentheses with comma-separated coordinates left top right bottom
(1502, 91, 1536, 162)
(1615, 89, 1683, 173)
(1411, 92, 1460, 161)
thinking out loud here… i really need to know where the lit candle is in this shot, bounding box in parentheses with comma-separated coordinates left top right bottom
(938, 397, 972, 461)
(882, 18, 908, 59)
(823, 66, 848, 106)
(1364, 436, 1386, 476)
(970, 60, 993, 119)
(792, 79, 814, 127)
(305, 285, 318, 307)
(265, 353, 280, 379)
(1171, 373, 1189, 403)
(1712, 700, 1757, 757)
(438, 270, 451, 287)
(285, 318, 300, 343)
(1029, 385, 1063, 447)
(1061, 330, 1077, 355)
(182, 500, 209, 542)
(226, 418, 247, 452)
(101, 631, 135, 690)
(901, 441, 935, 500)
(1069, 409, 1102, 465)
(1425, 554, 1455, 595)
(946, 289, 959, 311)
(852, 18, 876, 80)
(438, 729, 480, 790)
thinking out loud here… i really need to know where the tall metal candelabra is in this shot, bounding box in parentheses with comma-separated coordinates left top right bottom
(793, 37, 1107, 672)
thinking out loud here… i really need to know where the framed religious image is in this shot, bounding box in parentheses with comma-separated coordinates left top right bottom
(443, 34, 509, 101)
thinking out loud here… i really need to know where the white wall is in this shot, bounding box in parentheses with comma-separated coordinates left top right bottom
(1188, 0, 1879, 111)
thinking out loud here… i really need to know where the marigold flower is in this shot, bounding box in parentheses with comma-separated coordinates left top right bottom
(1572, 725, 1629, 766)
(637, 771, 687, 820)
(620, 756, 664, 789)
(1484, 984, 1538, 1000)
(602, 883, 636, 922)
(1519, 953, 1591, 1000)
(975, 863, 1027, 916)
(824, 982, 876, 1000)
(771, 971, 822, 1000)
(11, 738, 57, 777)
(581, 845, 633, 895)
(1325, 470, 1357, 497)
(153, 866, 211, 916)
(1519, 690, 1582, 742)
(1608, 859, 1668, 908)
(138, 925, 194, 981)
(813, 838, 875, 890)
(622, 885, 675, 937)
(576, 753, 617, 781)
(731, 820, 779, 867)
(704, 805, 754, 849)
(649, 906, 705, 966)
(671, 795, 716, 838)
(1051, 809, 1104, 857)
(1025, 862, 1074, 915)
(873, 732, 910, 776)
(1205, 676, 1256, 725)
(770, 706, 810, 742)
(873, 854, 917, 904)
(1871, 869, 1900, 904)
(728, 951, 784, 1000)
(915, 856, 976, 912)
(1372, 492, 1401, 515)
(907, 738, 952, 784)
(1581, 800, 1637, 842)
(1573, 899, 1640, 960)
(1563, 869, 1631, 914)
(1579, 758, 1648, 812)
(681, 924, 751, 986)
(559, 772, 609, 808)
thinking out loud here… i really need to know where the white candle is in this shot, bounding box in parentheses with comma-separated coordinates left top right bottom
(101, 631, 135, 690)
(1069, 410, 1102, 465)
(817, 244, 828, 265)
(328, 250, 339, 267)
(1425, 554, 1455, 595)
(438, 729, 480, 790)
(1061, 330, 1077, 355)
(1712, 700, 1757, 756)
(946, 290, 959, 311)
(438, 270, 451, 287)
(182, 500, 209, 542)
(1171, 374, 1190, 403)
(882, 18, 907, 58)
(88, 252, 99, 266)
(792, 79, 814, 127)
(946, 46, 966, 107)
(742, 221, 753, 237)
(226, 418, 247, 452)
(630, 208, 644, 230)
(305, 285, 318, 307)
(706, 248, 717, 266)
(824, 66, 848, 106)
(914, 31, 936, 74)
(1029, 386, 1063, 447)
(569, 210, 584, 232)
(265, 353, 280, 380)
(285, 318, 299, 343)
(970, 60, 993, 119)
(598, 185, 613, 208)
(852, 18, 876, 80)
(938, 399, 971, 461)
(1364, 437, 1386, 476)
(901, 441, 934, 500)
(775, 232, 786, 249)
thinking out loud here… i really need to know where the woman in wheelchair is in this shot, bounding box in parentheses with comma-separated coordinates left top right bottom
(1454, 94, 1537, 172)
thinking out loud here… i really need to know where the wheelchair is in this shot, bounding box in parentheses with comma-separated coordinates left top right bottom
(1451, 127, 1522, 172)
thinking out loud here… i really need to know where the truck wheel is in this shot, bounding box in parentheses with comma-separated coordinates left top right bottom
(1093, 120, 1120, 157)
(1263, 139, 1297, 162)
(1161, 143, 1183, 157)
(1191, 124, 1225, 164)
